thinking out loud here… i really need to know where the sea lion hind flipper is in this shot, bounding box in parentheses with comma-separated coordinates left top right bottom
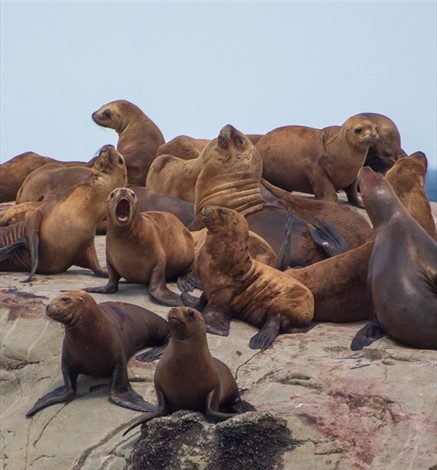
(109, 387, 156, 413)
(310, 220, 348, 257)
(350, 320, 386, 351)
(276, 211, 294, 271)
(26, 385, 75, 418)
(135, 344, 167, 362)
(205, 389, 237, 422)
(21, 231, 39, 283)
(0, 239, 29, 262)
(231, 398, 256, 413)
(249, 313, 281, 350)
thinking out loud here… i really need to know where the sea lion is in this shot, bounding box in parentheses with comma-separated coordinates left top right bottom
(0, 150, 126, 280)
(84, 187, 195, 306)
(16, 145, 126, 204)
(0, 201, 41, 227)
(260, 179, 371, 247)
(257, 115, 378, 206)
(285, 152, 436, 323)
(358, 112, 407, 173)
(350, 165, 436, 350)
(26, 291, 170, 417)
(193, 124, 348, 268)
(187, 206, 314, 350)
(92, 99, 165, 186)
(123, 306, 255, 435)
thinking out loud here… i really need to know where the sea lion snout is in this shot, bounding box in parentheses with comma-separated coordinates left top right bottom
(109, 187, 137, 225)
(167, 307, 205, 337)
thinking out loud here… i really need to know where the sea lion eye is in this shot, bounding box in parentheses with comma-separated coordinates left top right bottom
(60, 296, 71, 304)
(354, 127, 363, 134)
(103, 109, 111, 119)
(234, 137, 244, 147)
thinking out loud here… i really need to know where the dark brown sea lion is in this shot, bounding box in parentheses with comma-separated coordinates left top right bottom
(358, 112, 407, 173)
(188, 206, 314, 350)
(92, 99, 165, 186)
(85, 187, 194, 306)
(0, 152, 126, 280)
(350, 165, 436, 350)
(123, 306, 255, 435)
(26, 291, 170, 417)
(257, 115, 378, 206)
(260, 179, 371, 247)
(285, 152, 436, 323)
(16, 145, 126, 204)
(194, 125, 348, 267)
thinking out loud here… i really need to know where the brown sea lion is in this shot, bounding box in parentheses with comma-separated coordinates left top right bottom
(26, 291, 170, 417)
(193, 125, 349, 268)
(0, 151, 126, 280)
(257, 115, 378, 206)
(260, 179, 371, 247)
(0, 202, 41, 227)
(358, 112, 407, 173)
(187, 206, 314, 350)
(124, 306, 255, 435)
(16, 145, 126, 204)
(84, 187, 194, 306)
(350, 166, 436, 350)
(286, 152, 436, 323)
(92, 99, 165, 186)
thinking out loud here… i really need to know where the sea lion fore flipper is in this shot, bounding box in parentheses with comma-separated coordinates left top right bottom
(310, 219, 348, 257)
(344, 180, 363, 208)
(84, 261, 120, 293)
(231, 398, 257, 413)
(177, 271, 202, 293)
(181, 292, 207, 310)
(74, 242, 108, 277)
(149, 259, 183, 307)
(205, 389, 238, 422)
(350, 320, 386, 351)
(136, 344, 167, 362)
(249, 313, 282, 350)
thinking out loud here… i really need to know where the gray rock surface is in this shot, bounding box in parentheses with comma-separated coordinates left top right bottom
(1, 202, 436, 469)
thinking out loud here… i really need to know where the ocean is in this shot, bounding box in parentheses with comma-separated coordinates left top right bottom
(425, 168, 437, 202)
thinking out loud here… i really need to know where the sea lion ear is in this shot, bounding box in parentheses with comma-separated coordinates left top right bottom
(188, 309, 195, 318)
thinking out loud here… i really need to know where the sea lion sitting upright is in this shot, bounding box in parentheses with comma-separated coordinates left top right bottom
(16, 145, 127, 204)
(26, 291, 170, 417)
(85, 187, 195, 306)
(92, 99, 165, 186)
(257, 115, 378, 206)
(188, 206, 314, 350)
(350, 164, 437, 350)
(123, 306, 255, 435)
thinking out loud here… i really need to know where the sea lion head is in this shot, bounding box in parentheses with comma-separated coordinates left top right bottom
(92, 100, 140, 133)
(107, 187, 138, 227)
(369, 124, 402, 169)
(386, 152, 428, 190)
(167, 307, 206, 340)
(92, 144, 126, 176)
(342, 116, 379, 150)
(46, 290, 93, 327)
(201, 205, 249, 238)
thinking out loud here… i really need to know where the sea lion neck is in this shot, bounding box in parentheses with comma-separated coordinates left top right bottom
(363, 183, 405, 229)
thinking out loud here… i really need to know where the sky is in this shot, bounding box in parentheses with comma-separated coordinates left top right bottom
(1, 2, 436, 180)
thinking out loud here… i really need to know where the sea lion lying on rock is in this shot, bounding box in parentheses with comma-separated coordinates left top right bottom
(185, 206, 314, 350)
(124, 306, 255, 435)
(84, 187, 195, 306)
(26, 291, 170, 417)
(16, 144, 126, 203)
(92, 99, 165, 185)
(257, 115, 378, 206)
(0, 202, 41, 227)
(350, 165, 437, 350)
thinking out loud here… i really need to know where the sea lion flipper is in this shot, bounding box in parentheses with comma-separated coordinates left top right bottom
(149, 261, 183, 307)
(350, 320, 386, 351)
(249, 313, 281, 350)
(74, 242, 108, 277)
(21, 231, 39, 283)
(26, 385, 75, 418)
(0, 239, 29, 262)
(136, 345, 167, 362)
(231, 398, 257, 413)
(181, 292, 207, 310)
(203, 306, 231, 337)
(205, 389, 237, 422)
(177, 272, 202, 293)
(310, 220, 348, 257)
(344, 180, 364, 208)
(83, 261, 120, 293)
(110, 386, 156, 413)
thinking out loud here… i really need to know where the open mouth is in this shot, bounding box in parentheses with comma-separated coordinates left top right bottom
(116, 198, 130, 223)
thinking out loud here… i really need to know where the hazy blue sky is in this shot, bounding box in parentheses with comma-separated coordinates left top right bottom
(1, 2, 436, 174)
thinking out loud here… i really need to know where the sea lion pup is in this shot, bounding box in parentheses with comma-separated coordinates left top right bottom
(187, 206, 314, 350)
(193, 124, 348, 267)
(257, 115, 378, 206)
(92, 99, 165, 186)
(0, 152, 126, 280)
(26, 291, 170, 417)
(260, 179, 371, 247)
(123, 306, 255, 435)
(16, 145, 127, 204)
(358, 112, 407, 173)
(350, 165, 437, 350)
(285, 152, 436, 324)
(0, 201, 41, 227)
(84, 187, 195, 306)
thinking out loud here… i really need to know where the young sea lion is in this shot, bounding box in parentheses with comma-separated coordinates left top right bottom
(16, 145, 126, 203)
(188, 206, 314, 350)
(257, 115, 378, 206)
(26, 291, 170, 417)
(92, 99, 165, 186)
(285, 152, 436, 323)
(123, 306, 255, 435)
(193, 124, 348, 267)
(350, 165, 437, 350)
(84, 187, 195, 306)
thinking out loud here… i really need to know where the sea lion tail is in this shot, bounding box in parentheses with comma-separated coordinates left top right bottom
(310, 220, 348, 257)
(276, 211, 295, 270)
(232, 398, 256, 413)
